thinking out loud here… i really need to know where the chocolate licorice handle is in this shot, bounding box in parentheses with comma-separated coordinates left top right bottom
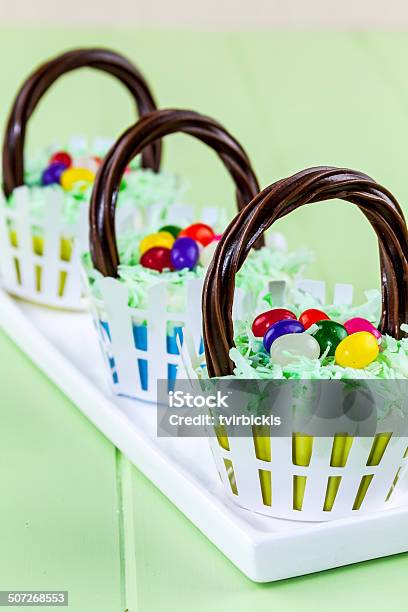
(203, 166, 408, 377)
(2, 48, 161, 197)
(89, 108, 262, 277)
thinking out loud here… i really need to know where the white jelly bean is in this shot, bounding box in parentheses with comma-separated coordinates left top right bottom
(270, 333, 320, 366)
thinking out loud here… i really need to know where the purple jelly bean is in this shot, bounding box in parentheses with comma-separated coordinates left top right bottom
(170, 237, 199, 270)
(263, 319, 305, 352)
(41, 162, 67, 186)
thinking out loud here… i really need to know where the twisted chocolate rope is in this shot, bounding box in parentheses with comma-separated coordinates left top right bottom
(2, 48, 161, 197)
(89, 108, 262, 277)
(203, 166, 408, 377)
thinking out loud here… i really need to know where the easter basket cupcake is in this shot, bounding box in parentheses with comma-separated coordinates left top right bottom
(201, 167, 408, 521)
(84, 108, 266, 402)
(0, 47, 166, 310)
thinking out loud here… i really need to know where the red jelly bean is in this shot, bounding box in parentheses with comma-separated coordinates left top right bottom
(252, 308, 297, 338)
(140, 247, 173, 272)
(179, 223, 215, 246)
(49, 151, 72, 168)
(299, 308, 330, 330)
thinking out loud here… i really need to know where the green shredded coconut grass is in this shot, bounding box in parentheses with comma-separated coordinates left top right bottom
(228, 293, 408, 380)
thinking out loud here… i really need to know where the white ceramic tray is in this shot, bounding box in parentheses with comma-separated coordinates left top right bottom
(1, 288, 408, 583)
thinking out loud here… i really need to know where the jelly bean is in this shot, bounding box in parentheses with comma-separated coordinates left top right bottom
(270, 333, 320, 366)
(252, 308, 297, 338)
(344, 317, 381, 340)
(312, 320, 348, 357)
(90, 155, 103, 171)
(170, 237, 199, 270)
(49, 151, 72, 168)
(263, 320, 304, 352)
(200, 241, 218, 267)
(179, 223, 215, 246)
(61, 167, 95, 192)
(140, 247, 173, 272)
(159, 225, 182, 239)
(335, 332, 379, 369)
(214, 234, 222, 241)
(299, 308, 330, 330)
(69, 155, 102, 174)
(41, 162, 67, 186)
(140, 231, 175, 255)
(76, 155, 101, 174)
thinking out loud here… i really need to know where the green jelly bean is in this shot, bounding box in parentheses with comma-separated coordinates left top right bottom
(159, 224, 182, 239)
(312, 320, 348, 357)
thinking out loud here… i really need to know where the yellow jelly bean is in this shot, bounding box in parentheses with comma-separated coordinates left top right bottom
(61, 167, 95, 192)
(139, 231, 175, 255)
(335, 331, 379, 369)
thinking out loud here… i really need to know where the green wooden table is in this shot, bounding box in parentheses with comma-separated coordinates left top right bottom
(1, 28, 408, 611)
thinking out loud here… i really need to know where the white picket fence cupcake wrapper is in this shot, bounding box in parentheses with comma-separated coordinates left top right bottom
(83, 273, 245, 403)
(181, 280, 408, 521)
(88, 277, 203, 402)
(0, 186, 89, 310)
(209, 430, 408, 522)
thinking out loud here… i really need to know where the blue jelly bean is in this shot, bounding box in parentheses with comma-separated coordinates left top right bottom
(41, 162, 67, 186)
(263, 319, 305, 352)
(170, 237, 199, 270)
